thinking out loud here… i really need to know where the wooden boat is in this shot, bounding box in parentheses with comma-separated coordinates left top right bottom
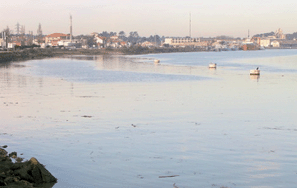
(250, 68, 260, 75)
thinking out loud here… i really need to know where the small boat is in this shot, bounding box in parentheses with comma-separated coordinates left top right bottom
(250, 67, 260, 75)
(154, 59, 160, 64)
(209, 63, 217, 68)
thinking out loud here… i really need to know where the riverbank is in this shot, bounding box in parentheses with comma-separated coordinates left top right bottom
(0, 49, 55, 63)
(2, 45, 294, 64)
(0, 46, 209, 63)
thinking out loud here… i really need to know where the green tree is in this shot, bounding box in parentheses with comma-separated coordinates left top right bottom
(119, 31, 125, 37)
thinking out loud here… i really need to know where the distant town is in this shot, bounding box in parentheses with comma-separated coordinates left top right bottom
(2, 19, 297, 53)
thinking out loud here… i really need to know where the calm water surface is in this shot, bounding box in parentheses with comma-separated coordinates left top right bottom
(1, 49, 297, 188)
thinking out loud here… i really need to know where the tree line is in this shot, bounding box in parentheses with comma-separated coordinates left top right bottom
(93, 31, 165, 44)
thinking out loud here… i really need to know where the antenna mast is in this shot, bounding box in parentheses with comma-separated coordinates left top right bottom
(248, 29, 250, 39)
(189, 12, 191, 38)
(16, 22, 20, 36)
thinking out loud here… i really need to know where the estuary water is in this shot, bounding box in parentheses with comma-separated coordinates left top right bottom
(1, 49, 297, 188)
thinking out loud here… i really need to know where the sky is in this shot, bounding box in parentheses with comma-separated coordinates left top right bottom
(1, 0, 297, 38)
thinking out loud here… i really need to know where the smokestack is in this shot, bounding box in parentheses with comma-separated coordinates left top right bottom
(189, 12, 191, 38)
(70, 14, 72, 43)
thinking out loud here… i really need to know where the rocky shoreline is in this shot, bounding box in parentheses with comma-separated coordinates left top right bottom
(0, 146, 57, 188)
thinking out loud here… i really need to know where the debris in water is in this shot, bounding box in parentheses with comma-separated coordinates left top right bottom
(159, 175, 179, 178)
(173, 183, 179, 188)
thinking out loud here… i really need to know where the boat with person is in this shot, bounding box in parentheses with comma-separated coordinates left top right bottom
(250, 67, 260, 75)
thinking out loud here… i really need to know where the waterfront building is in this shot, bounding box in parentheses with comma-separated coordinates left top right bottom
(270, 40, 297, 48)
(110, 35, 119, 41)
(271, 40, 280, 48)
(95, 36, 106, 46)
(0, 38, 3, 48)
(45, 33, 69, 46)
(45, 33, 82, 47)
(164, 37, 214, 48)
(58, 39, 82, 48)
(164, 37, 201, 45)
(259, 38, 272, 47)
(141, 41, 154, 47)
(7, 42, 21, 48)
(120, 41, 129, 48)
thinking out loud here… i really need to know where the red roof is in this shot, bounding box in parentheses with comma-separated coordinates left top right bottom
(46, 33, 69, 38)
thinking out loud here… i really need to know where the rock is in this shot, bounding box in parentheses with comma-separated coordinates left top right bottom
(29, 157, 57, 184)
(0, 149, 8, 157)
(4, 176, 20, 184)
(16, 157, 23, 163)
(9, 152, 17, 158)
(4, 180, 34, 188)
(29, 157, 38, 165)
(0, 148, 57, 187)
(14, 163, 34, 182)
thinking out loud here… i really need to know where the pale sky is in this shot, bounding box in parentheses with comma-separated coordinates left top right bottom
(1, 0, 297, 38)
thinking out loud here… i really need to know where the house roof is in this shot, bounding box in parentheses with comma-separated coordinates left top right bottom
(97, 36, 106, 40)
(142, 41, 153, 44)
(46, 33, 69, 38)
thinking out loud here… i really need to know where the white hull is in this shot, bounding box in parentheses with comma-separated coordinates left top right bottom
(209, 63, 216, 68)
(154, 59, 160, 64)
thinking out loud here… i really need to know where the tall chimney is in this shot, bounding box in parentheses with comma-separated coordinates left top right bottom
(189, 12, 191, 38)
(70, 14, 72, 43)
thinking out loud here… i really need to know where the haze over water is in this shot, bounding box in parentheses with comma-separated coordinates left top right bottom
(1, 49, 297, 188)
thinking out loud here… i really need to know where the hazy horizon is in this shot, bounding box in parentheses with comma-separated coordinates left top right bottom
(1, 0, 296, 38)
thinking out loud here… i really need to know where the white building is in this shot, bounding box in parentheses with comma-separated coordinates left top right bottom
(259, 38, 271, 47)
(58, 39, 82, 47)
(271, 40, 280, 48)
(0, 38, 4, 48)
(164, 37, 201, 45)
(141, 41, 154, 47)
(7, 43, 16, 49)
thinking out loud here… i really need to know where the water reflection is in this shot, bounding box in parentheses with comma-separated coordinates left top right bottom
(0, 63, 28, 88)
(68, 55, 211, 77)
(250, 75, 260, 81)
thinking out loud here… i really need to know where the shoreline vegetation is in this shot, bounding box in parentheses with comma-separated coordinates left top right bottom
(0, 46, 210, 63)
(0, 45, 294, 64)
(0, 146, 57, 188)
